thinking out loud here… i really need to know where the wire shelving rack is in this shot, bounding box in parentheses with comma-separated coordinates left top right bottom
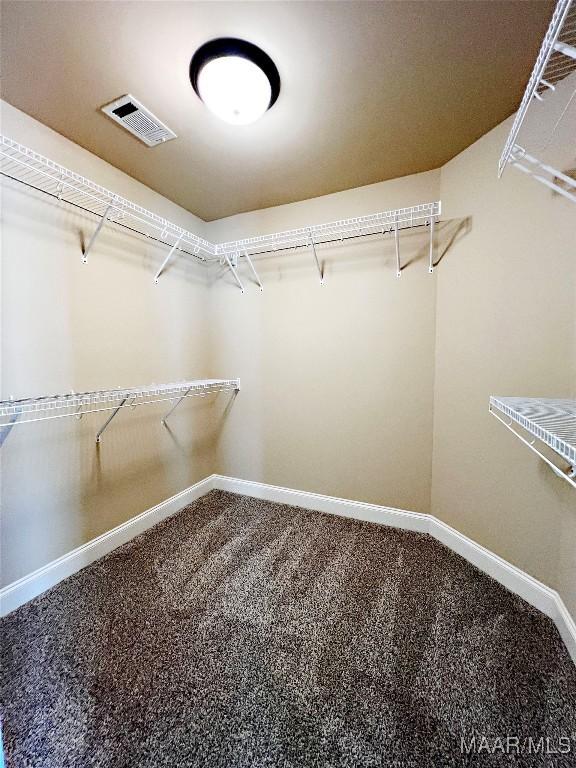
(0, 135, 441, 290)
(0, 379, 240, 444)
(498, 0, 576, 203)
(489, 396, 576, 488)
(0, 137, 215, 263)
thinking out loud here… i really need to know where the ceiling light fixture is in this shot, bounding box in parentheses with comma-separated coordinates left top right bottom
(190, 38, 280, 126)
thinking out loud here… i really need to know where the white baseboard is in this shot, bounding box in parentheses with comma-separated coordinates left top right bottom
(2, 472, 574, 666)
(555, 600, 576, 666)
(212, 474, 430, 533)
(0, 475, 215, 617)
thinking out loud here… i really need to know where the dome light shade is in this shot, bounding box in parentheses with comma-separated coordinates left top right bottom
(197, 56, 271, 126)
(190, 39, 280, 126)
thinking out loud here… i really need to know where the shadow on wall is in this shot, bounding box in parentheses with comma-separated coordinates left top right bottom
(212, 391, 240, 426)
(433, 217, 472, 269)
(4, 178, 211, 287)
(88, 392, 218, 471)
(209, 391, 240, 449)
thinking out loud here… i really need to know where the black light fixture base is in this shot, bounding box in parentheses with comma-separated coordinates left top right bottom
(190, 38, 281, 110)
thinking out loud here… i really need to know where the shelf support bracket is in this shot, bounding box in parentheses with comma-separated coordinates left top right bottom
(56, 173, 65, 200)
(161, 387, 193, 425)
(154, 233, 184, 283)
(225, 253, 244, 292)
(308, 230, 324, 284)
(394, 219, 401, 277)
(243, 249, 263, 291)
(428, 214, 435, 273)
(70, 390, 84, 420)
(95, 397, 127, 443)
(511, 147, 576, 204)
(554, 40, 576, 60)
(83, 203, 113, 264)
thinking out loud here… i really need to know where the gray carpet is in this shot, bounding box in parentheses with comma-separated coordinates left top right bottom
(1, 490, 575, 767)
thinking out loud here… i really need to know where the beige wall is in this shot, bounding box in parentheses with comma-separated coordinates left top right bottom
(206, 171, 441, 515)
(433, 116, 576, 617)
(1, 103, 217, 585)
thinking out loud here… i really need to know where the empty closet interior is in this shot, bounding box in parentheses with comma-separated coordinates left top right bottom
(1, 1, 575, 766)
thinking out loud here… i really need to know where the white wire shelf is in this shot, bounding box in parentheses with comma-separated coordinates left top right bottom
(498, 0, 576, 203)
(489, 396, 576, 488)
(0, 379, 240, 444)
(217, 203, 441, 257)
(0, 134, 441, 289)
(0, 136, 215, 261)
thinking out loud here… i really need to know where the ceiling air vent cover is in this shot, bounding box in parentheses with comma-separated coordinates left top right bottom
(101, 95, 176, 147)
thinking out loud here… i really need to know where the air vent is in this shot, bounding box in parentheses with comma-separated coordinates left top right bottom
(101, 95, 176, 147)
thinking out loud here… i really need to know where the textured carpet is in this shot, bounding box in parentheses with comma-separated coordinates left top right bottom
(1, 490, 575, 767)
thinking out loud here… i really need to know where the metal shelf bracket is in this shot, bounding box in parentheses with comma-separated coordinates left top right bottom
(308, 229, 324, 284)
(243, 249, 263, 291)
(554, 39, 576, 59)
(95, 396, 128, 443)
(82, 202, 114, 263)
(428, 215, 436, 274)
(161, 387, 194, 425)
(225, 253, 245, 293)
(394, 219, 401, 278)
(154, 233, 185, 283)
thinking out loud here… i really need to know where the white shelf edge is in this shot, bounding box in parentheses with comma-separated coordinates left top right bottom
(489, 396, 576, 489)
(0, 378, 240, 426)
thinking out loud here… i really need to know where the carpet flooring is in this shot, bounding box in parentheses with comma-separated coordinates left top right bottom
(1, 490, 575, 767)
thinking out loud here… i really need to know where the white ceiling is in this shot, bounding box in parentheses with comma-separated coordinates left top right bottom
(1, 1, 553, 220)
